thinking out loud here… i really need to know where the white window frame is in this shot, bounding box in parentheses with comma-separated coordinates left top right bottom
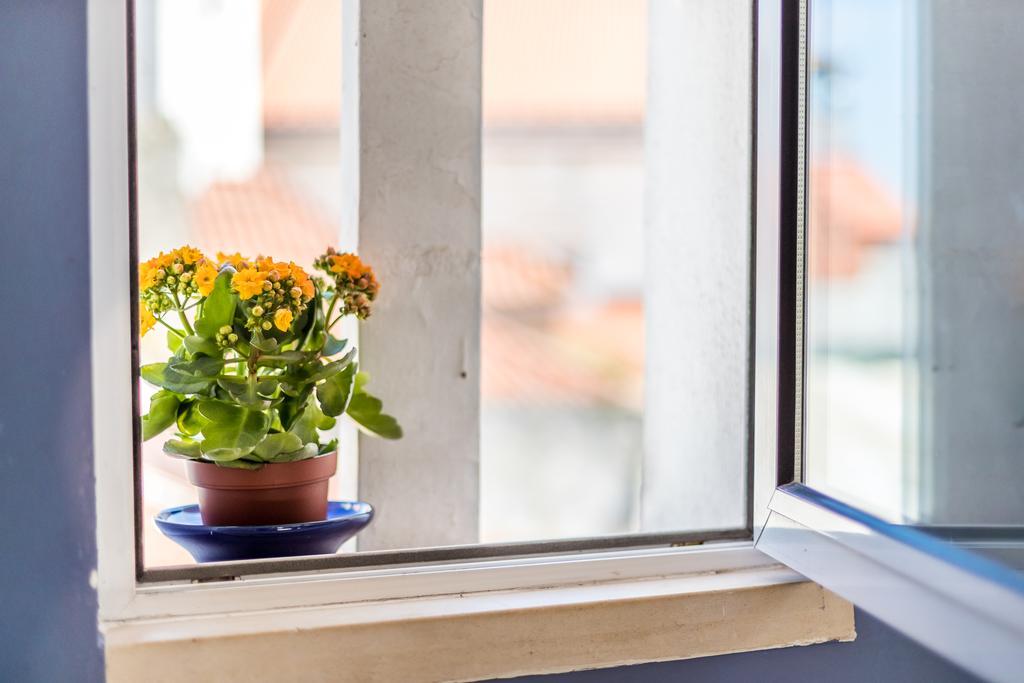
(90, 1, 853, 674)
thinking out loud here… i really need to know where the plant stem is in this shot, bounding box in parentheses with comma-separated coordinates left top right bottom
(324, 294, 339, 333)
(156, 317, 186, 337)
(171, 292, 196, 336)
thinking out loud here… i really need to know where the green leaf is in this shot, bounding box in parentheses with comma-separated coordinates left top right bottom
(140, 362, 212, 394)
(212, 458, 264, 470)
(252, 432, 303, 460)
(197, 399, 271, 460)
(346, 373, 402, 440)
(142, 390, 180, 440)
(175, 399, 206, 437)
(195, 271, 236, 338)
(169, 355, 224, 378)
(277, 387, 313, 430)
(167, 331, 183, 353)
(250, 331, 279, 353)
(316, 362, 357, 417)
(288, 400, 330, 444)
(323, 334, 347, 356)
(163, 438, 201, 459)
(306, 349, 356, 383)
(183, 335, 221, 358)
(270, 443, 319, 462)
(318, 438, 339, 455)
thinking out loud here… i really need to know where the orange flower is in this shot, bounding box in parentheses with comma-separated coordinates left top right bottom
(273, 308, 294, 332)
(328, 253, 368, 279)
(194, 260, 218, 297)
(217, 251, 250, 270)
(231, 268, 268, 300)
(292, 267, 315, 299)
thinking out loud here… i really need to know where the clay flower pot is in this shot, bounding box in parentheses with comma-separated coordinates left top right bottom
(186, 452, 338, 526)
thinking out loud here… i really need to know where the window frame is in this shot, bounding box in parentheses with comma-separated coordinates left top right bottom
(751, 2, 1024, 681)
(91, 0, 787, 630)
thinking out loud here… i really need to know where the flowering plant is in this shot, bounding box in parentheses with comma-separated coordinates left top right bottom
(139, 246, 401, 469)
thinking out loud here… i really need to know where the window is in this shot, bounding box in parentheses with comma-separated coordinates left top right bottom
(91, 3, 854, 677)
(754, 2, 1024, 681)
(126, 0, 752, 576)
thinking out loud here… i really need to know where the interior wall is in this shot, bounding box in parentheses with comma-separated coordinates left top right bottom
(0, 0, 104, 681)
(0, 2, 980, 682)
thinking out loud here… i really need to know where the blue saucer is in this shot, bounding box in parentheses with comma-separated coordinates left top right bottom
(155, 501, 374, 563)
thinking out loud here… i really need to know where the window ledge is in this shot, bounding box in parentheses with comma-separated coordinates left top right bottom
(105, 563, 855, 682)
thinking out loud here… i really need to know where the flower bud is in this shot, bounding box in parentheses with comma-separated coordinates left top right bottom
(252, 305, 264, 317)
(263, 281, 273, 291)
(228, 333, 238, 343)
(172, 263, 184, 274)
(219, 325, 232, 335)
(165, 276, 176, 285)
(261, 320, 272, 330)
(290, 286, 302, 299)
(180, 272, 192, 282)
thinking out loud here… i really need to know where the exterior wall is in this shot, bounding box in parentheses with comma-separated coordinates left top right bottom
(643, 0, 751, 532)
(0, 1, 103, 680)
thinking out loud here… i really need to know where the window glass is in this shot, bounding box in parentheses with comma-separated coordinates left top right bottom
(480, 0, 647, 541)
(806, 0, 1024, 569)
(136, 0, 748, 568)
(136, 0, 346, 566)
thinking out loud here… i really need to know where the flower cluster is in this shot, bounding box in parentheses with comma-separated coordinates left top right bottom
(313, 248, 379, 319)
(229, 255, 316, 334)
(138, 245, 218, 337)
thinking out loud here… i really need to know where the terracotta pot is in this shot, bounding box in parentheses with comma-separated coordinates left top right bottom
(186, 452, 338, 526)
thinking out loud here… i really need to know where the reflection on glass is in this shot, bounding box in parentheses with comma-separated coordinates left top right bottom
(807, 0, 1024, 569)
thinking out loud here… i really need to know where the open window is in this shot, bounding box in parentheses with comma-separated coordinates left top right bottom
(754, 2, 1024, 681)
(91, 1, 857, 678)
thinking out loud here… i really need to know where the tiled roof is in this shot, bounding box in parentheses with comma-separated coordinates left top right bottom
(188, 167, 336, 265)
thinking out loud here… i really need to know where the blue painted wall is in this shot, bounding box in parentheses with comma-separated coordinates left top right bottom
(0, 1, 104, 681)
(0, 2, 978, 682)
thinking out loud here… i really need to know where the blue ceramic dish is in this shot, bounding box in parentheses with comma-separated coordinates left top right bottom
(155, 501, 374, 563)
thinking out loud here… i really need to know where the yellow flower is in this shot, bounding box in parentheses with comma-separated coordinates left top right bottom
(140, 304, 156, 337)
(139, 261, 160, 290)
(175, 245, 205, 265)
(274, 308, 294, 332)
(217, 251, 250, 270)
(231, 268, 268, 300)
(195, 261, 218, 297)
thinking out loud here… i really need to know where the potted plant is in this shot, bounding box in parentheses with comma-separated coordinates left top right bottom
(139, 246, 401, 526)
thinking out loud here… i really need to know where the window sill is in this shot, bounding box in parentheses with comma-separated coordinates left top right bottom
(104, 557, 855, 682)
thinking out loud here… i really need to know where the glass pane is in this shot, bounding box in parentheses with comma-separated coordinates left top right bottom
(806, 0, 1024, 570)
(480, 0, 647, 542)
(136, 0, 346, 567)
(135, 0, 748, 568)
